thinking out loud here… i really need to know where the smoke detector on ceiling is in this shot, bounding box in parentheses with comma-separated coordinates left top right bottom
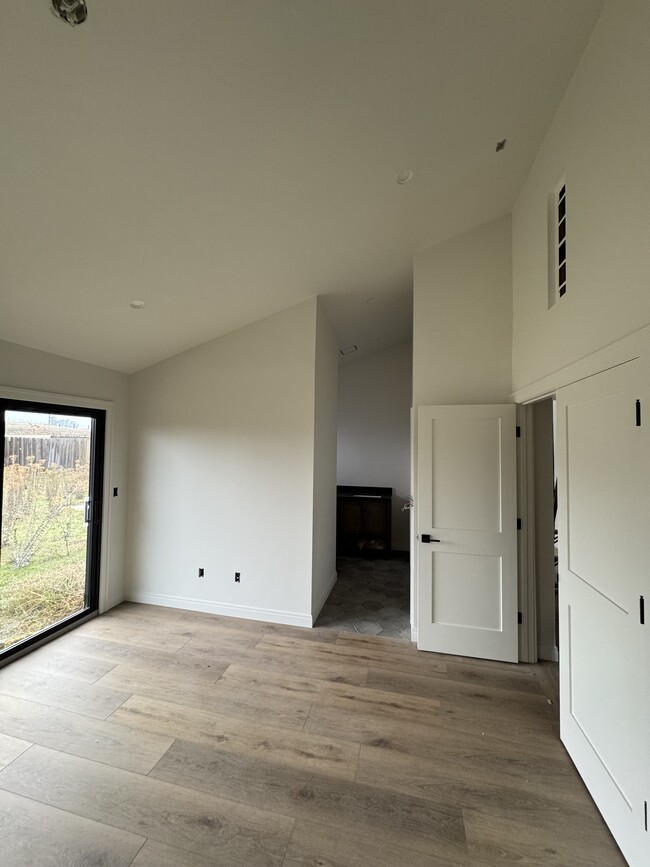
(52, 0, 88, 26)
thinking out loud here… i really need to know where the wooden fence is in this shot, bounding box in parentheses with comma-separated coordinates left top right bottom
(4, 436, 90, 469)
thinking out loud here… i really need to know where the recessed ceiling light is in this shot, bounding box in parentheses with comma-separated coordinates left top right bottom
(496, 139, 507, 152)
(340, 344, 358, 356)
(396, 169, 413, 185)
(129, 300, 146, 309)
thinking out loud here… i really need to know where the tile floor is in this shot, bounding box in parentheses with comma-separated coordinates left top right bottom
(315, 556, 411, 640)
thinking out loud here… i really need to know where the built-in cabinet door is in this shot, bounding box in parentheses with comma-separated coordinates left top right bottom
(557, 359, 649, 866)
(416, 404, 518, 662)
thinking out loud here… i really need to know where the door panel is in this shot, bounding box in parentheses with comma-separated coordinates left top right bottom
(430, 417, 501, 531)
(416, 404, 518, 662)
(567, 589, 634, 807)
(364, 500, 387, 534)
(431, 552, 502, 629)
(557, 359, 648, 865)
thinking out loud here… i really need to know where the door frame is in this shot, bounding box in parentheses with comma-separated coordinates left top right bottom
(0, 386, 115, 656)
(516, 397, 559, 664)
(412, 323, 650, 655)
(512, 325, 649, 665)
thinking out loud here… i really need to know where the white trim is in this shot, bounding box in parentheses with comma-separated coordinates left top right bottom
(311, 570, 337, 624)
(512, 324, 649, 405)
(0, 383, 115, 617)
(410, 407, 418, 629)
(516, 404, 538, 663)
(410, 626, 418, 643)
(126, 591, 313, 628)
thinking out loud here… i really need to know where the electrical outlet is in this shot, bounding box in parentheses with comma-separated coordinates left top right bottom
(198, 567, 204, 578)
(235, 572, 241, 583)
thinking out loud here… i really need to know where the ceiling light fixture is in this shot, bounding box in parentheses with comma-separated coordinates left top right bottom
(339, 344, 358, 356)
(396, 170, 413, 185)
(52, 0, 88, 26)
(129, 300, 146, 310)
(496, 139, 507, 152)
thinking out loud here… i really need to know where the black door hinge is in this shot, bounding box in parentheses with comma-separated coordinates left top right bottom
(517, 518, 522, 530)
(518, 611, 523, 625)
(516, 425, 521, 438)
(636, 400, 641, 426)
(641, 596, 645, 625)
(644, 800, 648, 832)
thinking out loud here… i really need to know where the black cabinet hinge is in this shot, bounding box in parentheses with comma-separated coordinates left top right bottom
(517, 518, 522, 530)
(641, 596, 645, 625)
(636, 400, 641, 426)
(516, 425, 521, 438)
(518, 611, 523, 625)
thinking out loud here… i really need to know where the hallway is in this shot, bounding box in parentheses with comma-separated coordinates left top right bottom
(315, 557, 411, 640)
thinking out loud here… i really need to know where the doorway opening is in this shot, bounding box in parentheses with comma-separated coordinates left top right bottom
(0, 398, 105, 663)
(532, 397, 559, 664)
(518, 396, 559, 711)
(317, 342, 413, 641)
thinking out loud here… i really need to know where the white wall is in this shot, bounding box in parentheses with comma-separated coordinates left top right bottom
(337, 342, 412, 551)
(512, 0, 650, 394)
(411, 215, 513, 636)
(311, 303, 338, 617)
(413, 214, 513, 407)
(126, 298, 327, 627)
(0, 339, 130, 610)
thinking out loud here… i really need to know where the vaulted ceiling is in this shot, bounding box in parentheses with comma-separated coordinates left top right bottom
(0, 0, 604, 372)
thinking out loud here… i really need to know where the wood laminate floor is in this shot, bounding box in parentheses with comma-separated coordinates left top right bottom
(0, 603, 625, 866)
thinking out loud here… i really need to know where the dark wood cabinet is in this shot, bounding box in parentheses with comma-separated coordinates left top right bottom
(336, 485, 392, 556)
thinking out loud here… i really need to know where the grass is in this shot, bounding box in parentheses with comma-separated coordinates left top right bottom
(0, 505, 87, 651)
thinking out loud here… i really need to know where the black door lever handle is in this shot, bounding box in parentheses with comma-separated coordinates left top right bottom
(421, 534, 440, 543)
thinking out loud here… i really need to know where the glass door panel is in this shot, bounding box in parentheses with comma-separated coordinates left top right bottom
(0, 400, 104, 659)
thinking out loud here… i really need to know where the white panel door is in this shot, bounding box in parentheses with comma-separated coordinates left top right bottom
(557, 360, 649, 866)
(416, 405, 518, 662)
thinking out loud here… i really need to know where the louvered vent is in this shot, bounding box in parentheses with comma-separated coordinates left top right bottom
(557, 184, 567, 298)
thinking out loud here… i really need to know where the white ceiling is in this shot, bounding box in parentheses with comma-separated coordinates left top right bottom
(0, 0, 604, 373)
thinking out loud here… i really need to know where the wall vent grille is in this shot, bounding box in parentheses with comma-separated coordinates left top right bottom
(557, 184, 567, 298)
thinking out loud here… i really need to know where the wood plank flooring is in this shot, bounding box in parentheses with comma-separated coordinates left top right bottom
(0, 603, 626, 866)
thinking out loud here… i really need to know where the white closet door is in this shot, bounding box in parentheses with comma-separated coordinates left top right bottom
(557, 359, 649, 866)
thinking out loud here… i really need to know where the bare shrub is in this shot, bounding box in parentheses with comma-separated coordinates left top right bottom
(2, 456, 88, 568)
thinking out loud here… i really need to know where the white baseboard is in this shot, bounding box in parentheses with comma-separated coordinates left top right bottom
(126, 591, 312, 629)
(312, 570, 337, 624)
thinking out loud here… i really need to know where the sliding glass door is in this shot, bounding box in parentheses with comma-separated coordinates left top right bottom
(0, 399, 105, 661)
